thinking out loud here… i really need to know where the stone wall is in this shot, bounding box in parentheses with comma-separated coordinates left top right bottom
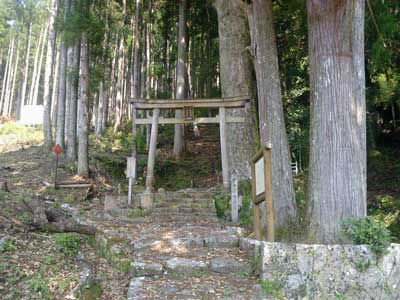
(240, 238, 400, 300)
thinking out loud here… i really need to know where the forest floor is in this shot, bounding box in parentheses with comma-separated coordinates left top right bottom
(0, 122, 246, 300)
(0, 121, 399, 299)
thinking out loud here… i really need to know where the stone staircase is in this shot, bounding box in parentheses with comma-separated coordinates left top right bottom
(127, 190, 267, 300)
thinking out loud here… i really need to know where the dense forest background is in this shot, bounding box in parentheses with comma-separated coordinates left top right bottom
(0, 0, 399, 239)
(0, 0, 398, 158)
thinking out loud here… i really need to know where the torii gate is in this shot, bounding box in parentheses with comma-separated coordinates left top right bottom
(128, 96, 250, 204)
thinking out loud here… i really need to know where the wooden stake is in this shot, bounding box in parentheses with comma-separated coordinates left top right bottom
(219, 107, 229, 189)
(251, 163, 261, 240)
(264, 147, 274, 242)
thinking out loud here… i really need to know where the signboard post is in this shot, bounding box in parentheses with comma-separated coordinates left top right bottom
(52, 144, 63, 190)
(251, 145, 274, 241)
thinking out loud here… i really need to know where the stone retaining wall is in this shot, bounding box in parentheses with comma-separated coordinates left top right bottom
(240, 238, 400, 300)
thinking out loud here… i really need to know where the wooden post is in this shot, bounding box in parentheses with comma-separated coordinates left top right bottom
(145, 108, 160, 191)
(251, 162, 261, 240)
(219, 107, 229, 189)
(129, 105, 137, 205)
(264, 147, 274, 242)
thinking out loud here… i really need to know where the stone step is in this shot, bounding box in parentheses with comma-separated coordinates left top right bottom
(156, 201, 215, 209)
(127, 273, 266, 300)
(151, 211, 216, 218)
(133, 234, 240, 252)
(130, 256, 252, 277)
(152, 206, 216, 214)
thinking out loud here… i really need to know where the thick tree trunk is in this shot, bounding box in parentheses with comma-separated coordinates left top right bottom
(213, 0, 255, 180)
(43, 0, 58, 150)
(173, 0, 188, 158)
(307, 0, 367, 243)
(77, 34, 89, 178)
(247, 0, 297, 231)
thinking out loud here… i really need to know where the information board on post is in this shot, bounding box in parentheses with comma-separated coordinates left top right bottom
(251, 145, 274, 242)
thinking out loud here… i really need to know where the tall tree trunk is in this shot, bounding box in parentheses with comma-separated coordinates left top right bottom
(18, 22, 32, 120)
(56, 0, 70, 148)
(0, 41, 13, 115)
(29, 24, 45, 105)
(51, 46, 60, 130)
(307, 0, 366, 243)
(9, 40, 20, 116)
(4, 39, 16, 116)
(33, 24, 48, 106)
(247, 0, 297, 231)
(113, 0, 126, 132)
(77, 34, 89, 177)
(43, 0, 58, 150)
(213, 0, 255, 180)
(66, 39, 80, 161)
(173, 0, 188, 158)
(131, 0, 142, 157)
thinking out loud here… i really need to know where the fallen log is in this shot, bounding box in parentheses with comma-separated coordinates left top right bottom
(29, 195, 96, 235)
(43, 181, 92, 189)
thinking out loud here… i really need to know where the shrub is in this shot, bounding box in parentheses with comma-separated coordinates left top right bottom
(214, 192, 230, 218)
(341, 217, 392, 257)
(54, 233, 82, 257)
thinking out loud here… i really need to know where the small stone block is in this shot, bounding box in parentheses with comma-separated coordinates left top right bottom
(165, 257, 207, 274)
(141, 192, 154, 209)
(210, 257, 252, 275)
(131, 261, 163, 277)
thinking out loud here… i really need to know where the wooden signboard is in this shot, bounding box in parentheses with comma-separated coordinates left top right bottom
(251, 145, 274, 242)
(127, 156, 136, 205)
(127, 156, 136, 179)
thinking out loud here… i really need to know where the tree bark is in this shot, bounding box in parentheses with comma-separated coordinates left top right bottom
(43, 0, 58, 150)
(213, 0, 255, 180)
(307, 0, 367, 243)
(77, 34, 89, 178)
(173, 0, 188, 158)
(247, 0, 297, 231)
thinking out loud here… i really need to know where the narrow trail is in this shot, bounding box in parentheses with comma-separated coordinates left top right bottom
(85, 190, 267, 300)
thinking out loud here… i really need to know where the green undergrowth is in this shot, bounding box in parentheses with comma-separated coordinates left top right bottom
(213, 180, 253, 226)
(367, 147, 400, 241)
(341, 217, 392, 257)
(54, 233, 83, 257)
(0, 122, 43, 140)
